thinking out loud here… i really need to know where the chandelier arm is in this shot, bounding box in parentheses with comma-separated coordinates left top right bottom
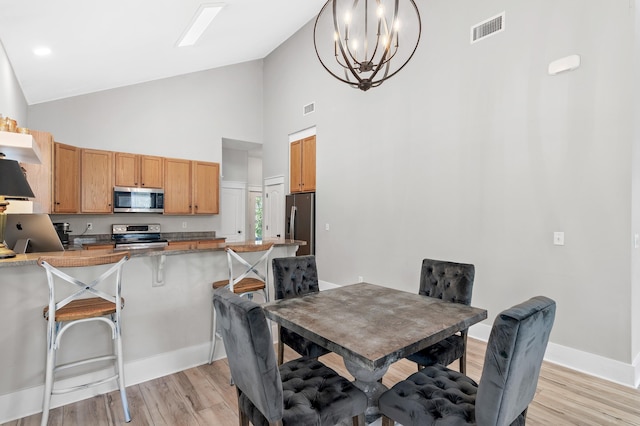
(313, 1, 362, 87)
(368, 0, 386, 62)
(343, 0, 363, 65)
(367, 0, 399, 82)
(378, 42, 400, 66)
(370, 0, 421, 85)
(375, 0, 421, 83)
(333, 0, 364, 83)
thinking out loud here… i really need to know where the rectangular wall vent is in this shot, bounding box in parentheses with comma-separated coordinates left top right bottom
(303, 102, 315, 116)
(470, 12, 505, 44)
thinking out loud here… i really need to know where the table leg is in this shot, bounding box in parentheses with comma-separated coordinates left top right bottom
(344, 359, 389, 424)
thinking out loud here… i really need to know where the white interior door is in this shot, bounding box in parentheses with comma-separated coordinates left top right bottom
(264, 177, 284, 239)
(220, 182, 246, 242)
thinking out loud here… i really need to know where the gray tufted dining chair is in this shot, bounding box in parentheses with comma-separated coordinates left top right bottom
(379, 296, 556, 426)
(406, 258, 475, 374)
(213, 287, 367, 426)
(272, 255, 330, 364)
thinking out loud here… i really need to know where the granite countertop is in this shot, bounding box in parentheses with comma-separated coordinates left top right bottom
(0, 238, 306, 268)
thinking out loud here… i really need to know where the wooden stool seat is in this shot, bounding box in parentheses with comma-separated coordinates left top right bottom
(43, 297, 125, 322)
(212, 278, 266, 294)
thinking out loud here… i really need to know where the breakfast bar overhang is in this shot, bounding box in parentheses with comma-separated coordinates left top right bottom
(0, 240, 302, 423)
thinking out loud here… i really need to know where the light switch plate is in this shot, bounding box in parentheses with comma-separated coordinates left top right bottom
(553, 232, 565, 246)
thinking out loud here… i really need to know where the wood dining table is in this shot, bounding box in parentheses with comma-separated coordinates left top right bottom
(262, 282, 488, 424)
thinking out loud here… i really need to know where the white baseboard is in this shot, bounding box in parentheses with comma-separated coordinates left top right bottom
(469, 323, 638, 388)
(633, 351, 640, 389)
(319, 280, 341, 291)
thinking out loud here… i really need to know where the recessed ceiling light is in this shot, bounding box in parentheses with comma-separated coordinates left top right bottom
(177, 3, 225, 47)
(33, 47, 52, 56)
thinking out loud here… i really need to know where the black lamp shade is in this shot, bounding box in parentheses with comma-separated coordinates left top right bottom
(0, 158, 35, 198)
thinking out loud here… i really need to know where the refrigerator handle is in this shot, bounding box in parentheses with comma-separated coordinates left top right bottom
(289, 206, 297, 240)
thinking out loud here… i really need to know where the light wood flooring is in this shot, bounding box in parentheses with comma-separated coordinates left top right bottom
(4, 338, 640, 425)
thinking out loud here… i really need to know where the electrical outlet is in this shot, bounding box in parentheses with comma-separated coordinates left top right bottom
(86, 222, 93, 231)
(358, 276, 364, 283)
(182, 222, 187, 229)
(325, 223, 330, 231)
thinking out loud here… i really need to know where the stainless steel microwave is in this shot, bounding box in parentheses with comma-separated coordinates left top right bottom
(113, 186, 164, 213)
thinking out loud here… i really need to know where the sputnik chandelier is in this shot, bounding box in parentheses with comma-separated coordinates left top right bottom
(313, 0, 421, 91)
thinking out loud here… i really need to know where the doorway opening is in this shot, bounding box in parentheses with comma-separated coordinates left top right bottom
(249, 190, 263, 241)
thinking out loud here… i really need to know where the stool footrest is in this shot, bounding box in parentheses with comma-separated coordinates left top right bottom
(54, 354, 117, 373)
(51, 373, 120, 395)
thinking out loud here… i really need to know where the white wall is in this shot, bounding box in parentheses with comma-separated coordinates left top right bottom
(0, 40, 27, 127)
(222, 147, 249, 182)
(27, 59, 263, 161)
(263, 0, 636, 367)
(248, 156, 263, 187)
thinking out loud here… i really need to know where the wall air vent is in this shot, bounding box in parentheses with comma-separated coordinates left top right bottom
(303, 102, 315, 116)
(471, 12, 505, 44)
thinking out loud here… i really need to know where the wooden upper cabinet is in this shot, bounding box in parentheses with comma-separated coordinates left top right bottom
(114, 152, 138, 187)
(163, 158, 192, 214)
(164, 159, 220, 215)
(193, 161, 220, 214)
(115, 153, 164, 188)
(140, 155, 164, 188)
(53, 142, 80, 213)
(290, 135, 316, 193)
(81, 149, 114, 213)
(20, 130, 53, 213)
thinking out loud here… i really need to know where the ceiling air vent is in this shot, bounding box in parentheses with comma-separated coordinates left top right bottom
(303, 102, 315, 116)
(470, 12, 505, 44)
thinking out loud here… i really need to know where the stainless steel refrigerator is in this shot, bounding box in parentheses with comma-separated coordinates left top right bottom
(285, 193, 315, 256)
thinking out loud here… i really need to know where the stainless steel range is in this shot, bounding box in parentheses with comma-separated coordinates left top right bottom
(112, 224, 168, 250)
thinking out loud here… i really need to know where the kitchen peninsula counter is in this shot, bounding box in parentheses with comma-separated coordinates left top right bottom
(0, 239, 303, 422)
(0, 238, 305, 268)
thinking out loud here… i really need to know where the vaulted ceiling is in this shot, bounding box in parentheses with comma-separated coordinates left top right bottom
(0, 0, 325, 104)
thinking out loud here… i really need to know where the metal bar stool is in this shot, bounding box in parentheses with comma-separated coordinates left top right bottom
(37, 252, 131, 426)
(208, 242, 274, 364)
